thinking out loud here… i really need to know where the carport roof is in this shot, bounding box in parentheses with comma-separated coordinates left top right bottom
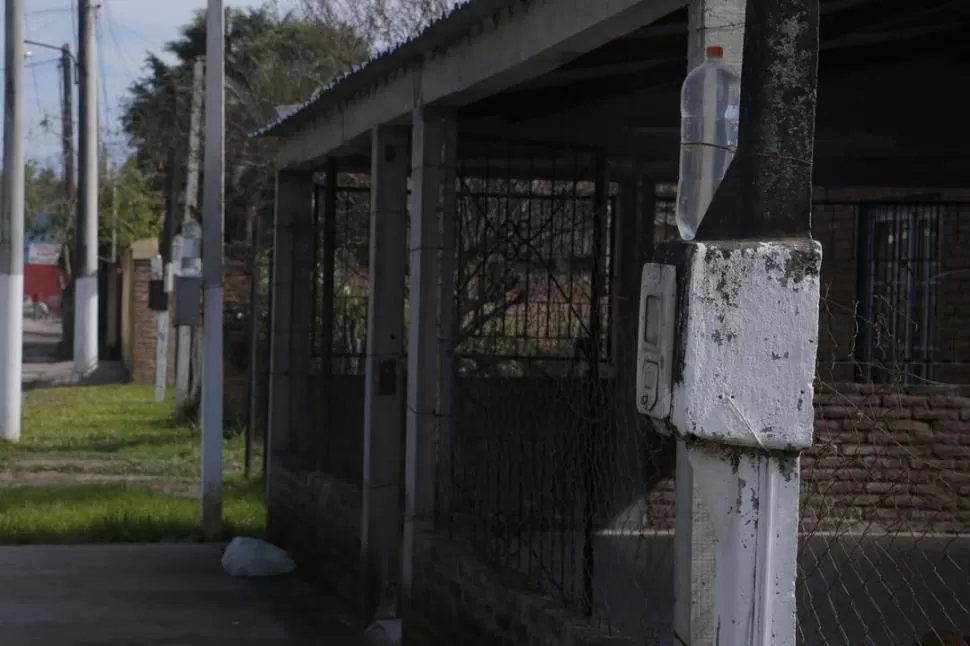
(251, 0, 511, 139)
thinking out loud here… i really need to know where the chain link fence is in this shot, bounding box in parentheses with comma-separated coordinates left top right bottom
(265, 140, 970, 644)
(440, 141, 677, 641)
(797, 199, 970, 646)
(651, 195, 970, 646)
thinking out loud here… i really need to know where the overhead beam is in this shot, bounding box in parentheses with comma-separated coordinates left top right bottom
(275, 0, 689, 169)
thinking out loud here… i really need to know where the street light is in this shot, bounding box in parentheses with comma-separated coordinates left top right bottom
(24, 39, 77, 67)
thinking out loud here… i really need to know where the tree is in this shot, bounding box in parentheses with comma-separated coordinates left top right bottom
(24, 161, 70, 240)
(121, 2, 369, 247)
(300, 0, 454, 52)
(98, 157, 164, 253)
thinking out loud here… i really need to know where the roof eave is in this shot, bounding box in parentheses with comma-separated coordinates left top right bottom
(249, 0, 515, 141)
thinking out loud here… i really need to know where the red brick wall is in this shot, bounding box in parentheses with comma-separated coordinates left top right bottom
(126, 247, 254, 422)
(804, 383, 970, 535)
(630, 382, 970, 534)
(128, 259, 176, 385)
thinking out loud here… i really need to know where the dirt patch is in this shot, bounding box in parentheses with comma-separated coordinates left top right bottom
(0, 470, 198, 496)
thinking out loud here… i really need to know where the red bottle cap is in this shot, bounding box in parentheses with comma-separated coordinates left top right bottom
(706, 45, 724, 58)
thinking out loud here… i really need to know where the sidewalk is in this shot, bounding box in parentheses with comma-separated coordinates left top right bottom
(0, 544, 369, 645)
(21, 317, 127, 390)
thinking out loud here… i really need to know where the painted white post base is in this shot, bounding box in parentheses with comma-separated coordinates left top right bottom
(74, 275, 99, 377)
(688, 443, 801, 646)
(155, 311, 169, 402)
(0, 273, 24, 442)
(201, 284, 224, 539)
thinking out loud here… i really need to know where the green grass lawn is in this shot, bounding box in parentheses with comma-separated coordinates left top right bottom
(0, 384, 266, 544)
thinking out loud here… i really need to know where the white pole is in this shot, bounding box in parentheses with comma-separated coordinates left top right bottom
(0, 0, 27, 442)
(177, 59, 204, 415)
(201, 0, 225, 539)
(74, 0, 99, 377)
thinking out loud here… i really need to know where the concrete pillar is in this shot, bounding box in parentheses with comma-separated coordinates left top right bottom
(360, 126, 410, 622)
(320, 159, 338, 469)
(402, 106, 448, 612)
(607, 179, 655, 526)
(435, 115, 458, 528)
(673, 1, 746, 642)
(266, 169, 312, 463)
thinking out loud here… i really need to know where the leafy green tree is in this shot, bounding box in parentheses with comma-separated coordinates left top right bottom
(24, 161, 70, 240)
(98, 157, 164, 253)
(121, 2, 369, 245)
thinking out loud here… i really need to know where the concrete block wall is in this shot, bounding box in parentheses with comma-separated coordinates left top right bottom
(266, 379, 970, 645)
(267, 459, 363, 604)
(267, 458, 635, 646)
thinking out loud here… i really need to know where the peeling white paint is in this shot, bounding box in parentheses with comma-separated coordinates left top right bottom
(689, 444, 801, 646)
(671, 240, 822, 451)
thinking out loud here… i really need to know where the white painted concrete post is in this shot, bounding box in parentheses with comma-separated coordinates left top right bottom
(402, 106, 447, 613)
(674, 2, 746, 641)
(667, 241, 821, 646)
(0, 0, 25, 443)
(360, 126, 410, 622)
(73, 0, 99, 378)
(200, 0, 225, 540)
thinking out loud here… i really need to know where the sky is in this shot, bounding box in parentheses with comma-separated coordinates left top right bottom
(0, 0, 269, 169)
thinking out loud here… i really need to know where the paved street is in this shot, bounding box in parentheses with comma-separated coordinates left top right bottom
(21, 317, 127, 389)
(0, 544, 368, 645)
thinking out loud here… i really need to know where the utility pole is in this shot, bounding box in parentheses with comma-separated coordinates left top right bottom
(74, 0, 99, 376)
(177, 59, 204, 415)
(1, 0, 27, 442)
(60, 44, 75, 207)
(201, 0, 225, 538)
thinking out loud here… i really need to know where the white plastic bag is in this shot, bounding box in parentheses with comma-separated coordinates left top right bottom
(221, 537, 296, 577)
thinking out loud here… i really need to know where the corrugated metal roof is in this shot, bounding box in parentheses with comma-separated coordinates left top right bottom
(251, 0, 514, 139)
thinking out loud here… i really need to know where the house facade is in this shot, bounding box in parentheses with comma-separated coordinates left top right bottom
(256, 0, 970, 643)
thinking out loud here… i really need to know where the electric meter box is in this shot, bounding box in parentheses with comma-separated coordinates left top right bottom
(636, 239, 822, 451)
(173, 276, 202, 326)
(636, 263, 677, 420)
(172, 219, 204, 327)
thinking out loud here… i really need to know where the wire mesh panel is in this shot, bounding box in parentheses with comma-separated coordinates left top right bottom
(440, 142, 678, 641)
(446, 142, 609, 609)
(306, 176, 370, 483)
(802, 199, 970, 646)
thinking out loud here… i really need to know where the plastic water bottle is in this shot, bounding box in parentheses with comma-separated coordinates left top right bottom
(676, 45, 741, 240)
